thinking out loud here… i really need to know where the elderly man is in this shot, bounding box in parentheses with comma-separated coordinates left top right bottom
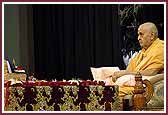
(106, 22, 164, 96)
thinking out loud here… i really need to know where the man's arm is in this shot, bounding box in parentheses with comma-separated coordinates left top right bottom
(139, 69, 160, 76)
(112, 69, 160, 82)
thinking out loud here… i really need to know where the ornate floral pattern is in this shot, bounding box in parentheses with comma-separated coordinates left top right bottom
(4, 81, 120, 111)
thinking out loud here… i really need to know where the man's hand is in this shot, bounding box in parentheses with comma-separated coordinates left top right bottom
(112, 70, 128, 82)
(111, 75, 118, 82)
(104, 77, 115, 86)
(112, 71, 123, 82)
(113, 71, 121, 77)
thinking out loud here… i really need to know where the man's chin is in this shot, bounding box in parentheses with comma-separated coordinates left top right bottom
(139, 44, 143, 48)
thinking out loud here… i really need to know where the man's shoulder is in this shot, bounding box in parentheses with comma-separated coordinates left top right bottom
(150, 39, 164, 56)
(159, 40, 164, 45)
(157, 38, 164, 45)
(156, 39, 164, 50)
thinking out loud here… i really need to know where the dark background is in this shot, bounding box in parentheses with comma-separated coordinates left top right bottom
(4, 4, 164, 81)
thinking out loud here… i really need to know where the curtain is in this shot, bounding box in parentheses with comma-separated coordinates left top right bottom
(19, 5, 35, 76)
(32, 4, 124, 81)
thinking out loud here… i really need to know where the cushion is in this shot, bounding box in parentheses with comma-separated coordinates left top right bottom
(90, 67, 120, 81)
(147, 80, 164, 107)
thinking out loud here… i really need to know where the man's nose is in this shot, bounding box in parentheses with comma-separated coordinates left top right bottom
(138, 36, 141, 40)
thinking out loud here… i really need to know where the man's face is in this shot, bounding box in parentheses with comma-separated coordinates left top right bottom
(137, 25, 153, 49)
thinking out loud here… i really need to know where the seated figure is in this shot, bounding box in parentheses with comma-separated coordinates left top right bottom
(105, 22, 164, 96)
(90, 22, 164, 109)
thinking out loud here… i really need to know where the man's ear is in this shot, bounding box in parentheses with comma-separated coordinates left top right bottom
(150, 32, 155, 40)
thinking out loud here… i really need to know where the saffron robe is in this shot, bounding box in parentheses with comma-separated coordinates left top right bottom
(119, 38, 164, 96)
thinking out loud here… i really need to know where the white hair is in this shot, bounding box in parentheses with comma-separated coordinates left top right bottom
(141, 22, 158, 38)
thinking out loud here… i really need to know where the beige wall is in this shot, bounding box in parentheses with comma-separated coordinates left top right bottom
(4, 4, 34, 75)
(4, 4, 21, 65)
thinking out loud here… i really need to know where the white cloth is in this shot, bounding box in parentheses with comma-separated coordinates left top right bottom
(6, 60, 12, 73)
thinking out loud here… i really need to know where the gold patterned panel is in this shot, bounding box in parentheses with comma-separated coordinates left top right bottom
(5, 83, 119, 111)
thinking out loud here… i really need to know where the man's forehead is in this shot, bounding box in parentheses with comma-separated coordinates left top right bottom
(138, 27, 144, 33)
(138, 25, 149, 32)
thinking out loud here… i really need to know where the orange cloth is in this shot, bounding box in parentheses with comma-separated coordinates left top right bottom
(127, 38, 164, 72)
(119, 38, 164, 96)
(98, 38, 164, 96)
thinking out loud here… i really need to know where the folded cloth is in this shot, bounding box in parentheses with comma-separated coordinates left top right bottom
(105, 74, 157, 87)
(104, 75, 135, 87)
(115, 75, 135, 87)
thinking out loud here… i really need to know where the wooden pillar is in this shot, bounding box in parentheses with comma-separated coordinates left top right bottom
(133, 72, 146, 110)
